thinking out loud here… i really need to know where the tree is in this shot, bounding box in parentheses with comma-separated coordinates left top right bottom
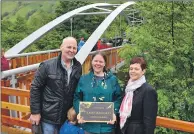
(2, 16, 29, 49)
(26, 10, 60, 52)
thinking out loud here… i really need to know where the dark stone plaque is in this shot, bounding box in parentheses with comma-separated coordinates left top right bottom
(79, 102, 114, 122)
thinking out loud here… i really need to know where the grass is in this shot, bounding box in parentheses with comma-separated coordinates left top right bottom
(2, 1, 18, 14)
(2, 0, 128, 22)
(2, 1, 57, 22)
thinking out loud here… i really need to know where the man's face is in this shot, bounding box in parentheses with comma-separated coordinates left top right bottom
(60, 39, 77, 61)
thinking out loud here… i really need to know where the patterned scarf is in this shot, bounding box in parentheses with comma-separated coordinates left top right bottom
(119, 75, 146, 129)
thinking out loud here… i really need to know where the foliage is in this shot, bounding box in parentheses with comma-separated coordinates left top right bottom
(2, 1, 57, 22)
(2, 16, 28, 50)
(1, 1, 59, 52)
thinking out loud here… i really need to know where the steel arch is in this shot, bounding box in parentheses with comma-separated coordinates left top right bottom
(5, 3, 112, 56)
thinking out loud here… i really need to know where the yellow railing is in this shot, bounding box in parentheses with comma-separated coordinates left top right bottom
(1, 87, 31, 134)
(8, 52, 60, 69)
(156, 117, 194, 133)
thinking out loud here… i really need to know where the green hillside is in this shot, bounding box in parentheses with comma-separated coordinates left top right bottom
(1, 0, 128, 22)
(2, 1, 58, 22)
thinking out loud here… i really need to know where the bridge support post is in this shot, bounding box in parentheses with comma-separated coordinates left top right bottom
(9, 74, 18, 118)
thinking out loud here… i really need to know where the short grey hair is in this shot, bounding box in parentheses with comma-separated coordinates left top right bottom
(62, 37, 77, 44)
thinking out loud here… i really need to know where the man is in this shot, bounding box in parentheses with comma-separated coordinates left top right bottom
(30, 37, 82, 134)
(1, 48, 10, 71)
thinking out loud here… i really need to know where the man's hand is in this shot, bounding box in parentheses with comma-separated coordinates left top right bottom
(107, 114, 116, 125)
(77, 113, 85, 124)
(30, 114, 41, 125)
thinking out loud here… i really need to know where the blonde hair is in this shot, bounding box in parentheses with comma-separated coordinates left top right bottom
(67, 107, 77, 122)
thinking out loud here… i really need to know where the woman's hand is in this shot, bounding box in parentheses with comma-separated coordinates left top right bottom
(77, 113, 86, 124)
(107, 114, 116, 125)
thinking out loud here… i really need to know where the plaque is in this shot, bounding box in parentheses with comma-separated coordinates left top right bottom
(79, 101, 114, 122)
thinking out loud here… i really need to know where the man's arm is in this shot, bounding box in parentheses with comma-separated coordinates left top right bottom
(30, 63, 47, 125)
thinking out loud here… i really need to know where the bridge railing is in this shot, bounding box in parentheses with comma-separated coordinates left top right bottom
(1, 87, 31, 134)
(5, 49, 60, 69)
(5, 45, 123, 70)
(156, 117, 194, 133)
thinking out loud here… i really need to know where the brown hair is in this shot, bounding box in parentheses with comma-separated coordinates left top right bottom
(130, 57, 146, 70)
(67, 107, 77, 122)
(90, 51, 107, 72)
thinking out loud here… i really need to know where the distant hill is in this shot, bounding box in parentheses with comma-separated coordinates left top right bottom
(2, 0, 129, 22)
(2, 1, 58, 22)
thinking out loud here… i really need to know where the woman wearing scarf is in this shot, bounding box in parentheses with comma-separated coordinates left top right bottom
(73, 52, 122, 134)
(119, 57, 158, 134)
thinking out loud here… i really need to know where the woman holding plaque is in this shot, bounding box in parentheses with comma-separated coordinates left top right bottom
(119, 57, 158, 134)
(73, 52, 122, 134)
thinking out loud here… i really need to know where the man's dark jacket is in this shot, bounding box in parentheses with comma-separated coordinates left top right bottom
(30, 54, 82, 125)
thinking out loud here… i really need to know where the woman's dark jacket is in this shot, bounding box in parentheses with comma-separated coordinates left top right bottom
(30, 54, 82, 125)
(122, 83, 158, 134)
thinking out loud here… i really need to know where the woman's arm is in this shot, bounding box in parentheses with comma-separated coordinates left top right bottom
(73, 77, 83, 114)
(113, 77, 122, 114)
(143, 87, 158, 134)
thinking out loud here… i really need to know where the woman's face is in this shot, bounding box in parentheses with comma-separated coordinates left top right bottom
(92, 54, 105, 74)
(129, 63, 145, 81)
